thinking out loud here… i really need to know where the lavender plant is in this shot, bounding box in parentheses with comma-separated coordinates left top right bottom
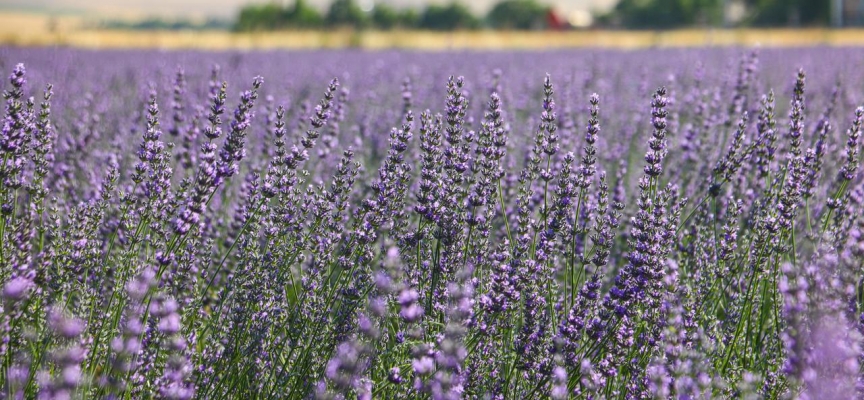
(1, 47, 863, 399)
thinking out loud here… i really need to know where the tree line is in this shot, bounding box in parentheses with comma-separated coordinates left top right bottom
(235, 0, 552, 31)
(609, 0, 832, 29)
(234, 0, 837, 31)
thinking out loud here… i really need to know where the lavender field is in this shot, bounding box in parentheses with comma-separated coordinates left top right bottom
(1, 47, 863, 399)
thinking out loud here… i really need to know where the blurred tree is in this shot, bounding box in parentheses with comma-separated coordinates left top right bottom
(605, 0, 832, 28)
(487, 0, 550, 30)
(610, 0, 724, 28)
(398, 8, 421, 28)
(236, 3, 287, 31)
(235, 0, 323, 31)
(419, 2, 480, 30)
(744, 0, 830, 26)
(327, 0, 370, 28)
(291, 0, 325, 28)
(372, 3, 400, 30)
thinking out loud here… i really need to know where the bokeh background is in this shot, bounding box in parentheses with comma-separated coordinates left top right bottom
(1, 0, 862, 48)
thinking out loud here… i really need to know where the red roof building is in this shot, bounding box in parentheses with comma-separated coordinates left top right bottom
(546, 9, 569, 30)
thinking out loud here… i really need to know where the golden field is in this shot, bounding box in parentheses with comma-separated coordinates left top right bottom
(4, 11, 864, 50)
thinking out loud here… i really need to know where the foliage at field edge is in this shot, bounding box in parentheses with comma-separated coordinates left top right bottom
(1, 48, 864, 399)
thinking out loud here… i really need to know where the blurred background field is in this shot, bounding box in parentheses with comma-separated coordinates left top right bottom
(3, 0, 864, 49)
(6, 15, 864, 49)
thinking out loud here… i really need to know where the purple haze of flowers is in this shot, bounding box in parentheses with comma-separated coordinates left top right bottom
(0, 48, 863, 399)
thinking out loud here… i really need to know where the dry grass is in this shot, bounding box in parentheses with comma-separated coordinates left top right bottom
(3, 11, 864, 50)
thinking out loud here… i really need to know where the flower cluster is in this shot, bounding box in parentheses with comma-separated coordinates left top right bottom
(0, 48, 863, 399)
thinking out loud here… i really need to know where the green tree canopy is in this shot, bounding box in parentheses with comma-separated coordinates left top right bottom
(370, 3, 421, 29)
(372, 3, 399, 30)
(235, 0, 323, 31)
(236, 3, 286, 31)
(744, 0, 830, 26)
(397, 8, 421, 28)
(607, 0, 832, 28)
(487, 0, 550, 30)
(327, 0, 369, 28)
(611, 0, 724, 29)
(419, 2, 480, 30)
(291, 0, 325, 28)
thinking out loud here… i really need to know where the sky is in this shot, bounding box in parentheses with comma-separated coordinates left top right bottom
(0, 0, 620, 19)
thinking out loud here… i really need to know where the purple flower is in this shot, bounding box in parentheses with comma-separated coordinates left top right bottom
(2, 276, 32, 301)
